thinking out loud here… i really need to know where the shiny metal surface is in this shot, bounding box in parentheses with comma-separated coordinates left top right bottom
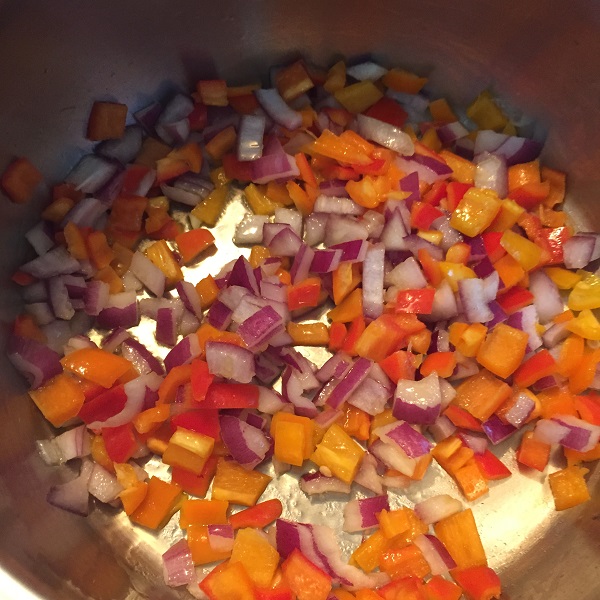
(0, 1, 599, 599)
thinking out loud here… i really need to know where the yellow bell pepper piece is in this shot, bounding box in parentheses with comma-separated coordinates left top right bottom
(310, 423, 364, 483)
(417, 230, 444, 245)
(450, 322, 488, 357)
(548, 466, 590, 511)
(565, 309, 600, 340)
(449, 188, 501, 237)
(334, 81, 383, 113)
(545, 267, 582, 290)
(438, 261, 477, 292)
(324, 60, 346, 94)
(488, 199, 525, 231)
(377, 508, 411, 539)
(500, 230, 542, 271)
(568, 272, 600, 311)
(191, 184, 230, 225)
(350, 529, 391, 573)
(438, 150, 475, 184)
(209, 166, 231, 188)
(433, 509, 488, 569)
(243, 183, 281, 215)
(287, 322, 330, 346)
(467, 91, 508, 132)
(272, 414, 315, 467)
(211, 458, 272, 507)
(162, 428, 215, 475)
(230, 528, 280, 588)
(145, 239, 184, 287)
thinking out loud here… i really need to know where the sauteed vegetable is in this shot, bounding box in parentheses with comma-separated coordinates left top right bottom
(4, 57, 600, 600)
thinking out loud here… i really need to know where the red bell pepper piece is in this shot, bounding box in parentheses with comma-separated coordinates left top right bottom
(443, 405, 484, 432)
(364, 97, 408, 129)
(120, 165, 154, 196)
(328, 322, 347, 352)
(418, 248, 443, 287)
(190, 358, 215, 403)
(495, 286, 534, 315)
(281, 549, 332, 600)
(422, 181, 448, 207)
(171, 409, 220, 440)
(287, 277, 322, 311)
(508, 181, 550, 210)
(411, 202, 444, 230)
(451, 565, 502, 600)
(423, 574, 462, 600)
(202, 383, 260, 409)
(102, 423, 137, 463)
(574, 393, 600, 425)
(229, 498, 283, 530)
(472, 449, 512, 480)
(229, 93, 260, 115)
(351, 158, 388, 176)
(342, 316, 366, 356)
(395, 288, 436, 315)
(255, 588, 293, 600)
(171, 455, 218, 497)
(379, 350, 417, 384)
(482, 231, 506, 263)
(78, 384, 128, 425)
(513, 349, 556, 388)
(222, 152, 254, 182)
(445, 182, 472, 211)
(533, 226, 571, 265)
(378, 576, 426, 600)
(188, 102, 208, 131)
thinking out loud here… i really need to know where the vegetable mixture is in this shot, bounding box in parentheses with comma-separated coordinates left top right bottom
(4, 56, 600, 600)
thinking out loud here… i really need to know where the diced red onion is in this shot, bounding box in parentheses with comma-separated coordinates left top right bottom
(101, 327, 131, 353)
(275, 207, 303, 238)
(356, 114, 414, 156)
(281, 367, 319, 418)
(47, 459, 93, 517)
(437, 121, 469, 145)
(219, 415, 269, 470)
(348, 377, 391, 416)
(179, 311, 200, 337)
(65, 154, 120, 194)
(121, 337, 165, 376)
(528, 270, 564, 324)
(354, 452, 384, 495)
(25, 221, 55, 256)
(207, 524, 235, 553)
(96, 125, 143, 164)
(534, 415, 600, 452)
(255, 88, 302, 130)
(474, 130, 542, 166)
(346, 61, 388, 81)
(234, 214, 269, 245)
(426, 280, 458, 322)
(156, 307, 178, 347)
(393, 373, 442, 425)
(206, 300, 232, 331)
(37, 424, 91, 465)
(432, 215, 464, 251)
(414, 534, 456, 575)
(362, 243, 385, 319)
(370, 438, 416, 477)
(300, 471, 351, 496)
(7, 334, 62, 389)
(563, 233, 600, 269)
(227, 256, 260, 295)
(237, 114, 266, 161)
(414, 494, 463, 525)
(458, 278, 494, 323)
(482, 414, 517, 445)
(41, 320, 72, 353)
(314, 195, 365, 216)
(375, 421, 432, 458)
(380, 210, 409, 251)
(502, 391, 536, 429)
(266, 225, 303, 257)
(457, 431, 488, 455)
(275, 520, 389, 589)
(87, 462, 124, 503)
(155, 93, 194, 144)
(48, 276, 75, 320)
(237, 305, 284, 351)
(428, 415, 457, 442)
(97, 292, 139, 329)
(474, 151, 508, 198)
(506, 305, 543, 352)
(322, 358, 373, 410)
(162, 539, 195, 588)
(21, 246, 81, 279)
(134, 100, 163, 132)
(130, 252, 166, 298)
(325, 216, 369, 246)
(343, 495, 390, 532)
(316, 353, 352, 383)
(164, 333, 201, 372)
(206, 341, 255, 383)
(396, 154, 452, 186)
(304, 213, 328, 246)
(290, 243, 315, 284)
(385, 257, 427, 289)
(63, 335, 96, 355)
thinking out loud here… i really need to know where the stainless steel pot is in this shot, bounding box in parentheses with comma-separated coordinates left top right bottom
(0, 1, 599, 598)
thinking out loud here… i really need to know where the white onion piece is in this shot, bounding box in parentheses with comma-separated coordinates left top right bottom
(234, 214, 269, 245)
(356, 114, 414, 156)
(346, 61, 388, 81)
(414, 494, 463, 525)
(87, 463, 124, 503)
(237, 114, 266, 161)
(130, 252, 166, 298)
(362, 243, 385, 319)
(255, 88, 302, 130)
(529, 270, 564, 323)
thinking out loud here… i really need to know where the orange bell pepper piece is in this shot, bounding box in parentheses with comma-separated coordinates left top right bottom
(61, 348, 133, 388)
(378, 350, 416, 384)
(328, 321, 347, 352)
(175, 228, 215, 264)
(287, 322, 329, 346)
(211, 458, 272, 506)
(548, 466, 590, 511)
(516, 431, 550, 472)
(188, 524, 233, 566)
(382, 68, 428, 93)
(351, 530, 391, 573)
(119, 481, 148, 516)
(195, 275, 219, 309)
(1, 157, 43, 203)
(63, 222, 89, 260)
(433, 509, 487, 569)
(179, 498, 229, 528)
(28, 373, 85, 427)
(281, 549, 332, 600)
(342, 404, 371, 441)
(86, 101, 127, 140)
(453, 370, 512, 422)
(229, 498, 283, 530)
(86, 230, 115, 270)
(287, 277, 322, 311)
(129, 476, 184, 530)
(332, 262, 362, 305)
(476, 323, 528, 379)
(380, 543, 431, 580)
(513, 349, 557, 388)
(423, 574, 463, 600)
(353, 314, 405, 362)
(420, 352, 457, 378)
(452, 566, 502, 600)
(171, 455, 219, 498)
(145, 239, 184, 287)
